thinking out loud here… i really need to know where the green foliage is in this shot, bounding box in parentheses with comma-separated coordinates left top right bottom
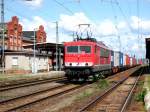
(76, 90, 93, 100)
(135, 89, 147, 102)
(92, 75, 99, 82)
(92, 74, 105, 82)
(96, 79, 109, 89)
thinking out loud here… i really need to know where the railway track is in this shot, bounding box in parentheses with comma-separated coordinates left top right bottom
(0, 77, 66, 92)
(0, 66, 141, 112)
(79, 67, 144, 112)
(0, 83, 87, 112)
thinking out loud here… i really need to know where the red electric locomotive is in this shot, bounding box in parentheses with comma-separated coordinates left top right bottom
(64, 38, 111, 80)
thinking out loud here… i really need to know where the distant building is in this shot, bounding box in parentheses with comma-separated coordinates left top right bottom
(0, 16, 47, 51)
(0, 16, 48, 72)
(22, 25, 46, 44)
(5, 51, 52, 74)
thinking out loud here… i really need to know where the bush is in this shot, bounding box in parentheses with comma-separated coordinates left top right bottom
(135, 89, 147, 102)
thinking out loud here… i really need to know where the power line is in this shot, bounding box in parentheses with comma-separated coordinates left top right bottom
(114, 0, 133, 33)
(52, 0, 74, 14)
(110, 0, 122, 51)
(100, 0, 133, 34)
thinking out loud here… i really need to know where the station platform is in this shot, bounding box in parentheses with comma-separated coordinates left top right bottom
(144, 74, 150, 112)
(0, 71, 65, 86)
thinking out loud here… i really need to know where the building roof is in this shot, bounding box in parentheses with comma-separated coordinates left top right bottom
(22, 31, 36, 40)
(5, 50, 51, 57)
(22, 36, 34, 43)
(23, 42, 64, 52)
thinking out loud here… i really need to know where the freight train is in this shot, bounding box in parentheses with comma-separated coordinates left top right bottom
(64, 37, 141, 81)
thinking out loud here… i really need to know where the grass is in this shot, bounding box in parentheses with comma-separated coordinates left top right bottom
(0, 95, 10, 99)
(76, 89, 94, 100)
(0, 74, 34, 81)
(135, 88, 147, 102)
(76, 79, 110, 100)
(147, 75, 150, 89)
(95, 79, 109, 90)
(135, 75, 150, 103)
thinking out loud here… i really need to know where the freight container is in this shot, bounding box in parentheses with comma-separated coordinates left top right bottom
(132, 57, 137, 65)
(130, 57, 133, 66)
(111, 50, 114, 67)
(123, 54, 126, 66)
(125, 54, 130, 66)
(114, 51, 123, 67)
(120, 52, 123, 66)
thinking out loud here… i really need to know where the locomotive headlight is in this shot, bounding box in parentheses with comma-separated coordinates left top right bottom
(69, 63, 72, 66)
(85, 63, 88, 66)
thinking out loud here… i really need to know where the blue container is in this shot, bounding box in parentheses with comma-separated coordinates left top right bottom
(111, 50, 114, 67)
(119, 52, 123, 66)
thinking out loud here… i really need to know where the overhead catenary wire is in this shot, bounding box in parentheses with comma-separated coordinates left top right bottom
(110, 0, 122, 52)
(101, 0, 133, 34)
(114, 0, 133, 33)
(52, 0, 74, 15)
(137, 0, 143, 58)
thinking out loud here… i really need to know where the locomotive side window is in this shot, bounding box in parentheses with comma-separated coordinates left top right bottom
(100, 48, 109, 57)
(67, 46, 78, 53)
(80, 46, 91, 53)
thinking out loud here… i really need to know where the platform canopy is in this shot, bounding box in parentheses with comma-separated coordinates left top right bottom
(23, 42, 64, 52)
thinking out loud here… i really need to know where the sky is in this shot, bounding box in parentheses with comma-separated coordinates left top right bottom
(4, 0, 150, 58)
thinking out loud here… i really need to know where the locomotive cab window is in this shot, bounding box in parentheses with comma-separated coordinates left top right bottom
(67, 46, 78, 53)
(80, 46, 91, 53)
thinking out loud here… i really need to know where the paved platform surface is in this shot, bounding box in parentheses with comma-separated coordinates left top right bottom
(144, 74, 150, 112)
(0, 71, 65, 86)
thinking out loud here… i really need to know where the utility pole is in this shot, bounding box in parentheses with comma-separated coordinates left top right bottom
(59, 48, 61, 71)
(33, 29, 36, 74)
(1, 0, 4, 74)
(55, 21, 59, 71)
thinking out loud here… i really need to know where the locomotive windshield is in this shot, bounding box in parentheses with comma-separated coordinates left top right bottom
(67, 46, 91, 53)
(67, 46, 78, 53)
(80, 46, 91, 53)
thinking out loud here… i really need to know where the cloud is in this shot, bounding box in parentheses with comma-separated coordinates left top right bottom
(59, 13, 118, 37)
(131, 16, 150, 34)
(24, 0, 43, 7)
(59, 12, 91, 31)
(96, 20, 117, 36)
(20, 13, 150, 58)
(20, 16, 56, 42)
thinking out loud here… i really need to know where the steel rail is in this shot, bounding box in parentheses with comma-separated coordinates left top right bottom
(3, 83, 87, 112)
(0, 83, 68, 104)
(0, 77, 66, 92)
(120, 67, 144, 112)
(79, 67, 143, 112)
(78, 76, 129, 112)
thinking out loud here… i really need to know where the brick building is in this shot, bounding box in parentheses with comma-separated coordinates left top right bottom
(0, 16, 49, 73)
(0, 16, 47, 50)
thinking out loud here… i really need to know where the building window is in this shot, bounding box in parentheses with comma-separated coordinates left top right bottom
(12, 57, 18, 66)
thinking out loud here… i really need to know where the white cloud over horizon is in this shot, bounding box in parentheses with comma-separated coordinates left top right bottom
(24, 0, 43, 8)
(20, 12, 150, 58)
(131, 16, 150, 34)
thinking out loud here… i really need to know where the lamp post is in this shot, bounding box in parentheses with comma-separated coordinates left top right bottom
(1, 0, 5, 74)
(33, 28, 37, 74)
(54, 21, 59, 71)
